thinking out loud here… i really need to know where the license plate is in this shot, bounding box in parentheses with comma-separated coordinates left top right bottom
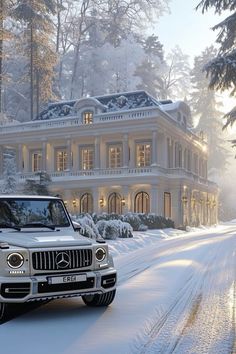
(48, 274, 87, 285)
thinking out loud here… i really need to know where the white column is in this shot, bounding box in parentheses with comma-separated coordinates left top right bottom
(151, 130, 157, 166)
(151, 184, 159, 214)
(0, 145, 3, 175)
(95, 136, 100, 169)
(67, 139, 72, 171)
(122, 185, 129, 213)
(122, 133, 129, 168)
(17, 144, 23, 172)
(92, 187, 99, 213)
(42, 141, 47, 171)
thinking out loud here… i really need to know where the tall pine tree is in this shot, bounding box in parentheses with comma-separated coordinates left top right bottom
(190, 46, 230, 178)
(12, 0, 58, 119)
(197, 0, 236, 131)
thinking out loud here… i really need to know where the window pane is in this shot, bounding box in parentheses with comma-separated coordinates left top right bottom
(136, 143, 151, 167)
(32, 152, 42, 172)
(109, 145, 121, 168)
(56, 150, 67, 171)
(83, 112, 93, 124)
(81, 147, 94, 170)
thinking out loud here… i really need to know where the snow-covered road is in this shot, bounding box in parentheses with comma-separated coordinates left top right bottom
(0, 224, 235, 354)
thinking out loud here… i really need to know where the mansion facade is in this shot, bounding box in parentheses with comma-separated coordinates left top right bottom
(0, 91, 218, 227)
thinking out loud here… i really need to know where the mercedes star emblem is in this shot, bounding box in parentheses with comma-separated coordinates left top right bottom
(55, 252, 71, 269)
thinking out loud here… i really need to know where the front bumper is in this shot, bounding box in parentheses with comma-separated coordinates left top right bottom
(0, 268, 117, 303)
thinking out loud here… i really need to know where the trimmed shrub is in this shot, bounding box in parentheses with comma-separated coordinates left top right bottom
(123, 212, 142, 231)
(97, 219, 133, 239)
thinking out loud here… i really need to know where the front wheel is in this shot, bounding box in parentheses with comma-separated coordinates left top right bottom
(82, 290, 116, 307)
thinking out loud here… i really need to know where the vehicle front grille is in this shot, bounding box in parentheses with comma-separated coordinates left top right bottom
(32, 249, 92, 271)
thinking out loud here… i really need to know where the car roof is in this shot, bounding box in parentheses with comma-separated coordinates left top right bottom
(0, 195, 61, 200)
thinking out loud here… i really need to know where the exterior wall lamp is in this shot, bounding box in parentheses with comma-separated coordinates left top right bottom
(121, 197, 126, 206)
(99, 197, 104, 207)
(72, 199, 76, 207)
(181, 195, 188, 204)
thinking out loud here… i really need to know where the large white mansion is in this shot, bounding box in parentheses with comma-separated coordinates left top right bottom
(0, 91, 218, 227)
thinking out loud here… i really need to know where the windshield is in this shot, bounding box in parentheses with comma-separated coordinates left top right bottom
(0, 198, 70, 228)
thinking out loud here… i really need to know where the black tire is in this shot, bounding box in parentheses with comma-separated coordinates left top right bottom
(0, 303, 8, 323)
(82, 290, 116, 307)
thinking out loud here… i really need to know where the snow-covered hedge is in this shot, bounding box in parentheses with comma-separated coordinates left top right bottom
(97, 220, 133, 239)
(71, 212, 174, 239)
(72, 213, 133, 240)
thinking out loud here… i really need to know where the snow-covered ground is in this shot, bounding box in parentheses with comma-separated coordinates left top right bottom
(0, 223, 235, 354)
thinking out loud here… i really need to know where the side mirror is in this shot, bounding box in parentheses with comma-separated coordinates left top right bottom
(72, 221, 81, 232)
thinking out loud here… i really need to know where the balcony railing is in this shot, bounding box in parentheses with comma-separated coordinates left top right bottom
(16, 166, 217, 188)
(0, 107, 158, 134)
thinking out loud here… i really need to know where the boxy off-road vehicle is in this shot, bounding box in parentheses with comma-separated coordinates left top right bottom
(0, 196, 116, 321)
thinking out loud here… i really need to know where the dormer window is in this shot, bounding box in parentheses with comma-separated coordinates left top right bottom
(83, 111, 93, 124)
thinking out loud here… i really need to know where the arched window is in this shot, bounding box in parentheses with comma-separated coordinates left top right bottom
(108, 192, 122, 214)
(134, 192, 150, 214)
(80, 193, 93, 213)
(83, 111, 93, 124)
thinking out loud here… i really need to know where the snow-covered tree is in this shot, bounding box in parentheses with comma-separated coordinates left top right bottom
(190, 46, 230, 177)
(1, 152, 17, 194)
(159, 46, 191, 100)
(196, 0, 236, 135)
(134, 34, 165, 98)
(12, 0, 58, 119)
(23, 171, 51, 195)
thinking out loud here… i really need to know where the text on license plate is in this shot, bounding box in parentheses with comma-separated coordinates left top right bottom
(49, 274, 87, 284)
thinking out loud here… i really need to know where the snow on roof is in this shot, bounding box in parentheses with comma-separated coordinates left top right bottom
(35, 91, 160, 121)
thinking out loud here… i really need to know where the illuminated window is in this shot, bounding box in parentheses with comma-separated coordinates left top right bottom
(108, 192, 122, 214)
(80, 193, 93, 213)
(81, 147, 94, 170)
(136, 143, 151, 167)
(164, 192, 171, 218)
(83, 111, 93, 124)
(134, 192, 150, 213)
(56, 149, 67, 171)
(108, 145, 122, 168)
(32, 151, 42, 172)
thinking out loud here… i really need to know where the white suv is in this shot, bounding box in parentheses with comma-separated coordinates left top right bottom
(0, 196, 116, 321)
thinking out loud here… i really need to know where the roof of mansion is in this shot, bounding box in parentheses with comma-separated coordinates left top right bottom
(36, 91, 161, 121)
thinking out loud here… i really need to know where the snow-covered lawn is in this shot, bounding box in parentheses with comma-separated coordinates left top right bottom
(0, 223, 235, 354)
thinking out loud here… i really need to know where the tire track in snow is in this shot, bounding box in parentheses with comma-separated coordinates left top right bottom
(132, 234, 232, 354)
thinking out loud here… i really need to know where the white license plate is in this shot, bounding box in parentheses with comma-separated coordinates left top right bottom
(48, 274, 87, 285)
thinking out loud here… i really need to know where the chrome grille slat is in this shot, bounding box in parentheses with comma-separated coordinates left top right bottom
(32, 249, 92, 271)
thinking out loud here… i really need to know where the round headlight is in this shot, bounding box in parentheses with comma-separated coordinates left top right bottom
(95, 248, 106, 262)
(7, 253, 24, 269)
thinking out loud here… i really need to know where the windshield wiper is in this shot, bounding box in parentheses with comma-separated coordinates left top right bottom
(21, 222, 55, 230)
(0, 223, 21, 231)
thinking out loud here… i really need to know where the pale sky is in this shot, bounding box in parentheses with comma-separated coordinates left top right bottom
(153, 0, 223, 61)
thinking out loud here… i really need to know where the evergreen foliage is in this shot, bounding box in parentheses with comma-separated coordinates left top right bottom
(1, 152, 17, 194)
(197, 0, 236, 137)
(190, 46, 230, 176)
(12, 0, 58, 119)
(23, 171, 51, 195)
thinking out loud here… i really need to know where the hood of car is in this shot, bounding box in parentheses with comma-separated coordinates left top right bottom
(0, 229, 93, 248)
